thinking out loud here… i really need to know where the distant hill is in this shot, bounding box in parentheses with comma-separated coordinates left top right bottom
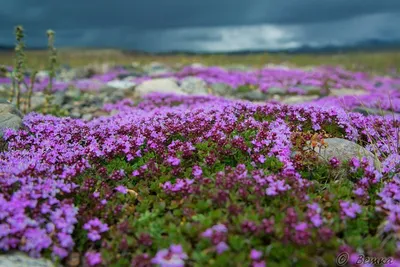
(0, 45, 14, 51)
(1, 38, 400, 54)
(150, 39, 400, 55)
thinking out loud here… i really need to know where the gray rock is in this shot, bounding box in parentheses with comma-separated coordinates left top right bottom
(266, 87, 286, 95)
(237, 90, 269, 101)
(179, 76, 209, 95)
(131, 62, 141, 68)
(329, 88, 367, 97)
(30, 93, 46, 110)
(0, 86, 10, 99)
(210, 83, 233, 96)
(53, 91, 66, 106)
(105, 79, 136, 91)
(36, 70, 49, 81)
(0, 84, 8, 93)
(108, 91, 125, 102)
(65, 87, 81, 100)
(224, 65, 254, 72)
(351, 107, 393, 116)
(62, 103, 73, 111)
(263, 64, 291, 70)
(189, 63, 206, 68)
(0, 101, 23, 138)
(70, 109, 81, 118)
(30, 91, 66, 110)
(134, 78, 186, 97)
(82, 113, 93, 121)
(58, 69, 78, 82)
(312, 138, 381, 169)
(280, 95, 319, 104)
(143, 62, 173, 76)
(0, 253, 54, 267)
(298, 86, 322, 95)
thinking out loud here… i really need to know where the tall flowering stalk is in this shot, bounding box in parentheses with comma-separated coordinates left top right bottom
(24, 70, 38, 113)
(46, 29, 57, 94)
(13, 25, 26, 109)
(43, 29, 57, 113)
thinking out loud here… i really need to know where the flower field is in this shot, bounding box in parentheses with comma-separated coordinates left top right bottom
(0, 57, 400, 267)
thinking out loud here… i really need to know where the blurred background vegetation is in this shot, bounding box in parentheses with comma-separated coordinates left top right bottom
(1, 49, 399, 74)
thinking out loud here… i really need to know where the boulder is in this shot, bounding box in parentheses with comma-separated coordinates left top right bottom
(179, 76, 209, 95)
(312, 138, 381, 169)
(134, 78, 186, 97)
(0, 100, 23, 138)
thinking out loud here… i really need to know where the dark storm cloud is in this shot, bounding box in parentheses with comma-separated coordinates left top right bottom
(0, 0, 399, 51)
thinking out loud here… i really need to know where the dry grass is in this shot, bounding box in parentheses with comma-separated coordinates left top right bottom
(1, 49, 400, 73)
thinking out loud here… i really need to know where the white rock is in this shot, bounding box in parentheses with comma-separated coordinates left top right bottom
(134, 78, 187, 97)
(106, 79, 136, 91)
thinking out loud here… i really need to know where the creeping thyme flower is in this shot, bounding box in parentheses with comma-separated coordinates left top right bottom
(250, 249, 263, 260)
(215, 241, 229, 254)
(85, 251, 102, 266)
(151, 244, 188, 267)
(83, 218, 109, 241)
(0, 64, 399, 262)
(340, 201, 362, 219)
(115, 185, 128, 194)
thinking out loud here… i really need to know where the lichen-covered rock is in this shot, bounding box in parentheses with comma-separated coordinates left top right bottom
(313, 138, 381, 169)
(179, 76, 209, 95)
(0, 253, 54, 267)
(0, 100, 23, 138)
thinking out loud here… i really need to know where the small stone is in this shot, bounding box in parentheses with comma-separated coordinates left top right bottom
(66, 252, 80, 267)
(36, 70, 49, 81)
(30, 93, 46, 110)
(65, 87, 81, 100)
(237, 90, 269, 101)
(210, 83, 233, 96)
(52, 91, 66, 106)
(70, 109, 81, 118)
(105, 80, 136, 91)
(82, 114, 93, 121)
(224, 65, 254, 72)
(266, 87, 286, 95)
(281, 95, 319, 104)
(142, 62, 173, 76)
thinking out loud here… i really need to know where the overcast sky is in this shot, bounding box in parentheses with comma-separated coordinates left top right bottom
(0, 0, 399, 52)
